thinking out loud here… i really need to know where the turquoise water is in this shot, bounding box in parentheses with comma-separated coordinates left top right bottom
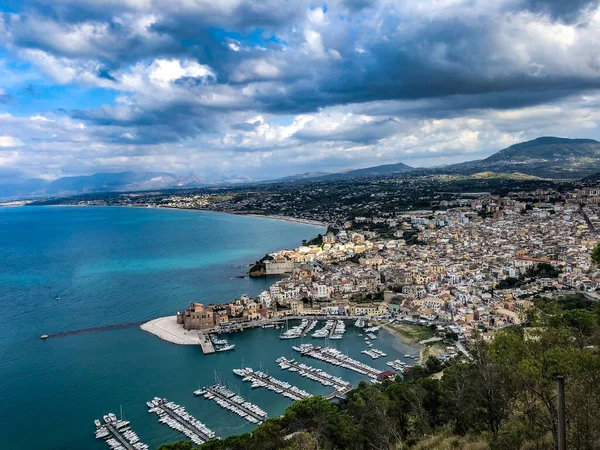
(0, 207, 418, 450)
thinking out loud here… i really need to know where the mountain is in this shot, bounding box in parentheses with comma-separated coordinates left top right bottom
(279, 171, 331, 181)
(445, 137, 600, 178)
(583, 172, 600, 182)
(0, 171, 188, 199)
(319, 162, 415, 180)
(45, 171, 180, 194)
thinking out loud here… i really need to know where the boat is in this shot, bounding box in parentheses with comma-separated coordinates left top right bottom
(216, 344, 235, 352)
(40, 334, 49, 339)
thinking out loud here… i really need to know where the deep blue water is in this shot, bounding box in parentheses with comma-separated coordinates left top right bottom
(0, 206, 417, 450)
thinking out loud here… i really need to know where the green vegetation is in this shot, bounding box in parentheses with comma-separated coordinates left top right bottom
(160, 297, 600, 450)
(384, 323, 436, 343)
(593, 242, 600, 266)
(525, 262, 561, 278)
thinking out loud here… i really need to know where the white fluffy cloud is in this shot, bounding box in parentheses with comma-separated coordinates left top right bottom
(1, 0, 600, 179)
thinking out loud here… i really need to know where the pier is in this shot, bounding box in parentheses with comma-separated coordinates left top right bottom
(234, 367, 312, 401)
(199, 333, 215, 354)
(148, 397, 215, 445)
(105, 423, 137, 450)
(329, 321, 337, 338)
(300, 320, 316, 337)
(276, 357, 352, 398)
(45, 321, 144, 340)
(196, 384, 267, 424)
(95, 414, 148, 450)
(293, 344, 382, 379)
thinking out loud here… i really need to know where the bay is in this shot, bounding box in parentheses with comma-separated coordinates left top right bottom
(0, 206, 417, 450)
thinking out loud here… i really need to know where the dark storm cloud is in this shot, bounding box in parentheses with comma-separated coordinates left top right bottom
(524, 0, 597, 21)
(292, 118, 401, 144)
(3, 0, 600, 168)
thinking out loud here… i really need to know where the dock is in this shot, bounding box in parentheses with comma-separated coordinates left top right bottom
(199, 333, 215, 354)
(276, 357, 352, 397)
(329, 322, 337, 338)
(300, 320, 316, 337)
(196, 384, 267, 424)
(233, 367, 312, 401)
(148, 397, 215, 445)
(293, 344, 382, 379)
(95, 414, 148, 450)
(105, 423, 137, 450)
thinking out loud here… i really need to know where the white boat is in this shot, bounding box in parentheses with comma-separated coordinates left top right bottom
(216, 344, 235, 352)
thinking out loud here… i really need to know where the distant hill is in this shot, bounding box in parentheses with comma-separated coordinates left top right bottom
(0, 171, 194, 199)
(279, 171, 331, 181)
(445, 137, 600, 179)
(45, 171, 181, 195)
(318, 162, 415, 180)
(583, 172, 600, 182)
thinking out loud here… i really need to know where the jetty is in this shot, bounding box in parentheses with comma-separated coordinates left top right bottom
(94, 413, 148, 450)
(147, 397, 215, 445)
(233, 367, 312, 401)
(300, 320, 317, 337)
(293, 344, 382, 379)
(195, 384, 267, 424)
(199, 333, 215, 354)
(276, 357, 353, 398)
(46, 321, 144, 340)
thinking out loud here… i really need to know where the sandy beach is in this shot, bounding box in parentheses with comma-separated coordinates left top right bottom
(240, 213, 328, 227)
(140, 316, 204, 345)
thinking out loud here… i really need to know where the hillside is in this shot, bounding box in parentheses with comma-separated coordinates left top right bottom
(0, 171, 202, 199)
(445, 137, 600, 178)
(319, 162, 415, 180)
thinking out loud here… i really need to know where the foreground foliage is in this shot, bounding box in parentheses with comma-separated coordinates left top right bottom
(159, 297, 600, 450)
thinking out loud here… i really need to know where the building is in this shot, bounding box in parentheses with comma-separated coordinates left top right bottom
(177, 302, 215, 330)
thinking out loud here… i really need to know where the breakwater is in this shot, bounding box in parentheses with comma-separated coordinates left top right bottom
(44, 321, 145, 339)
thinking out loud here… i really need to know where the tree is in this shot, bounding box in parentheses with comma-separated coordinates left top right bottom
(592, 242, 600, 266)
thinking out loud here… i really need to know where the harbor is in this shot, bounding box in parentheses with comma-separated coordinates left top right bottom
(83, 322, 417, 449)
(94, 413, 148, 450)
(293, 343, 383, 378)
(276, 356, 353, 397)
(38, 319, 418, 450)
(233, 367, 313, 401)
(147, 397, 215, 445)
(195, 384, 267, 424)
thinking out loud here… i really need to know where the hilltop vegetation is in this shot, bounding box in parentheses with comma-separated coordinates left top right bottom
(444, 137, 600, 179)
(159, 296, 600, 450)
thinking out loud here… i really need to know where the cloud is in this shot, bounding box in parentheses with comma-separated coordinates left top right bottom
(0, 135, 24, 148)
(0, 0, 600, 179)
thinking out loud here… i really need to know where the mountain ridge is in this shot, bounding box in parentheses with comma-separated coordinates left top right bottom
(3, 136, 600, 200)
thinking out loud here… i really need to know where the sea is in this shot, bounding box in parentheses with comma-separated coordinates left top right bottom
(0, 206, 418, 450)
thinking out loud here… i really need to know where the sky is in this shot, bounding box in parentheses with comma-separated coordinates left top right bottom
(1, 0, 600, 181)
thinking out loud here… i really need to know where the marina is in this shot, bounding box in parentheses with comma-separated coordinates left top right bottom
(233, 367, 313, 401)
(361, 349, 387, 359)
(94, 413, 148, 450)
(386, 359, 413, 373)
(195, 384, 267, 424)
(147, 397, 215, 445)
(311, 320, 335, 338)
(276, 356, 353, 397)
(293, 344, 383, 379)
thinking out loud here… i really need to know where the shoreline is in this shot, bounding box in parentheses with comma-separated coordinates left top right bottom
(378, 322, 430, 364)
(26, 203, 329, 228)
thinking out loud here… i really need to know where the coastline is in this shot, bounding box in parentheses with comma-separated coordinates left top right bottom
(26, 203, 329, 228)
(235, 213, 328, 227)
(379, 322, 444, 364)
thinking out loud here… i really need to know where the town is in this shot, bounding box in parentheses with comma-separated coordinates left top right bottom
(161, 183, 600, 354)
